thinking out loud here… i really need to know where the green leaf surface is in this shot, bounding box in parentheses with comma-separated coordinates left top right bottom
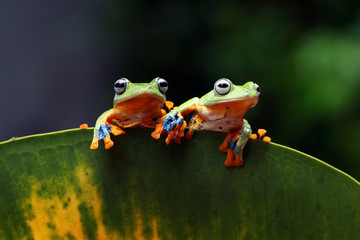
(0, 128, 359, 240)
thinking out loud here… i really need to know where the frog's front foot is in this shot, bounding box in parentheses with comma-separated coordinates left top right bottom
(250, 129, 271, 142)
(163, 113, 187, 144)
(90, 124, 124, 149)
(153, 110, 186, 145)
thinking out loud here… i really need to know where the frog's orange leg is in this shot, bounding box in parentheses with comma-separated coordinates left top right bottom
(185, 127, 194, 140)
(165, 101, 174, 111)
(103, 134, 114, 149)
(90, 109, 119, 149)
(224, 149, 235, 166)
(108, 123, 126, 136)
(219, 133, 236, 152)
(172, 121, 187, 144)
(250, 129, 271, 142)
(151, 115, 166, 139)
(233, 153, 244, 166)
(223, 119, 253, 167)
(165, 119, 186, 145)
(90, 136, 99, 149)
(151, 101, 175, 140)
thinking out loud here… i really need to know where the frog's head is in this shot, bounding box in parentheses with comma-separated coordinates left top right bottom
(200, 78, 260, 107)
(113, 77, 168, 106)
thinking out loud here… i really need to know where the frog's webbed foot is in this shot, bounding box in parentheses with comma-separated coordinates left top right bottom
(151, 110, 186, 145)
(90, 123, 125, 150)
(219, 133, 234, 152)
(223, 120, 252, 167)
(224, 135, 249, 167)
(163, 112, 187, 145)
(250, 129, 271, 142)
(151, 101, 175, 140)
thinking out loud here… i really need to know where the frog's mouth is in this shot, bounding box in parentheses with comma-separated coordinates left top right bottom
(210, 97, 258, 107)
(114, 92, 165, 105)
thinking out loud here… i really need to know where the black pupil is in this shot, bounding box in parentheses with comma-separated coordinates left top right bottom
(159, 81, 168, 88)
(115, 81, 125, 88)
(218, 83, 229, 88)
(256, 86, 260, 92)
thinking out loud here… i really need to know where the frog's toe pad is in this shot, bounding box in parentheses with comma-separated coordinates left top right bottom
(251, 129, 271, 142)
(162, 114, 184, 133)
(80, 123, 89, 129)
(90, 138, 99, 149)
(233, 155, 244, 166)
(224, 149, 235, 166)
(104, 134, 114, 149)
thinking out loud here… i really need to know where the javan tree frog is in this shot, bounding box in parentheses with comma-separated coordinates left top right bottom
(152, 78, 270, 167)
(90, 77, 173, 149)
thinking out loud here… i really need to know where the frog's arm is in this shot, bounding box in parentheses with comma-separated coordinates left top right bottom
(90, 109, 125, 149)
(151, 97, 199, 144)
(175, 97, 199, 116)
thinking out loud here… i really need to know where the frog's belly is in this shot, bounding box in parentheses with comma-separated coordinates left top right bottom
(189, 113, 243, 133)
(199, 119, 242, 132)
(111, 111, 160, 128)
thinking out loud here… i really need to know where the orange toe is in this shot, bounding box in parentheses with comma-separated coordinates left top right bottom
(90, 141, 98, 149)
(224, 149, 235, 166)
(263, 136, 271, 142)
(233, 155, 244, 166)
(111, 126, 125, 136)
(151, 125, 164, 139)
(249, 133, 257, 139)
(80, 123, 89, 129)
(257, 129, 267, 137)
(104, 134, 114, 149)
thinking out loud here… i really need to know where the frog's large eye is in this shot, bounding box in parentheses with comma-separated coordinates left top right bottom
(156, 77, 168, 94)
(214, 78, 231, 95)
(114, 78, 128, 95)
(254, 83, 260, 96)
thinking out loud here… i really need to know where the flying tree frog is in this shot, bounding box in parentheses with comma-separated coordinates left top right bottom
(90, 77, 174, 150)
(153, 78, 270, 167)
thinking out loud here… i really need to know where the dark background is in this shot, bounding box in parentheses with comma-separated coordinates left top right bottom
(1, 1, 360, 179)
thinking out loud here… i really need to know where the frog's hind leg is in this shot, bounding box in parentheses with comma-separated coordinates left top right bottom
(224, 119, 252, 167)
(219, 133, 235, 152)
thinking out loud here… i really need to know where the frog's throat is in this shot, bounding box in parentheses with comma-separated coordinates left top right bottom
(113, 92, 165, 106)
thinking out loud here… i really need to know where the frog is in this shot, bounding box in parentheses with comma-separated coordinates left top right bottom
(90, 77, 174, 150)
(152, 78, 270, 167)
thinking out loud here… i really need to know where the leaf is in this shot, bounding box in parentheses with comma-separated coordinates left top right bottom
(0, 128, 359, 240)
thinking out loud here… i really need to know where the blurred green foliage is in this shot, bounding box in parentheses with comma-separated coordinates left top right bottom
(95, 1, 360, 179)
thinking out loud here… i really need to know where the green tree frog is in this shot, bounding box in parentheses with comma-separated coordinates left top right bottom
(90, 77, 173, 149)
(153, 78, 270, 167)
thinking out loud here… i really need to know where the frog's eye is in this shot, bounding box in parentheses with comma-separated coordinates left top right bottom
(156, 77, 168, 94)
(114, 78, 128, 95)
(254, 83, 260, 96)
(214, 78, 231, 95)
